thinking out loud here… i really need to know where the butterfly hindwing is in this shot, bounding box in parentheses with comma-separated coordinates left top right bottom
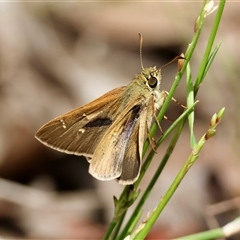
(118, 103, 150, 184)
(89, 102, 144, 181)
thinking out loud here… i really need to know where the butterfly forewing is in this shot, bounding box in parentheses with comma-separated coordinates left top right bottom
(35, 87, 125, 157)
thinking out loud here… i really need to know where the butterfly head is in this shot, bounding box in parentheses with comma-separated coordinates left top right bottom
(141, 67, 162, 91)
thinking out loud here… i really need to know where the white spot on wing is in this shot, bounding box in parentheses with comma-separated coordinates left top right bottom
(78, 128, 85, 133)
(60, 119, 67, 129)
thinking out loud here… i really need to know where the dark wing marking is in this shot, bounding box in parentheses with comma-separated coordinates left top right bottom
(85, 118, 112, 127)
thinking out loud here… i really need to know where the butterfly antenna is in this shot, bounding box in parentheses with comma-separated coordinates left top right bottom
(160, 55, 185, 70)
(139, 33, 144, 70)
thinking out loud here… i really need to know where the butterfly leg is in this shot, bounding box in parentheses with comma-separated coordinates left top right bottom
(163, 115, 175, 122)
(154, 113, 164, 135)
(151, 93, 165, 135)
(148, 134, 157, 153)
(164, 90, 187, 109)
(145, 122, 157, 153)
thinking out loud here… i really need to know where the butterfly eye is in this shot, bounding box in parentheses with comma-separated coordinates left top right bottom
(148, 76, 158, 88)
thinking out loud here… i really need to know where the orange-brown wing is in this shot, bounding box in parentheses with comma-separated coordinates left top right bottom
(35, 87, 126, 157)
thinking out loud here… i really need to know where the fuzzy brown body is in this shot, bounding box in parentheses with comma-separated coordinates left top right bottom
(35, 67, 166, 185)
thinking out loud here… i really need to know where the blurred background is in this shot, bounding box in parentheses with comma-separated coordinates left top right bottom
(0, 1, 240, 239)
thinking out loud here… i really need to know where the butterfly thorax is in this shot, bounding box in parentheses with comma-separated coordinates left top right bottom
(129, 66, 163, 108)
(107, 67, 164, 127)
